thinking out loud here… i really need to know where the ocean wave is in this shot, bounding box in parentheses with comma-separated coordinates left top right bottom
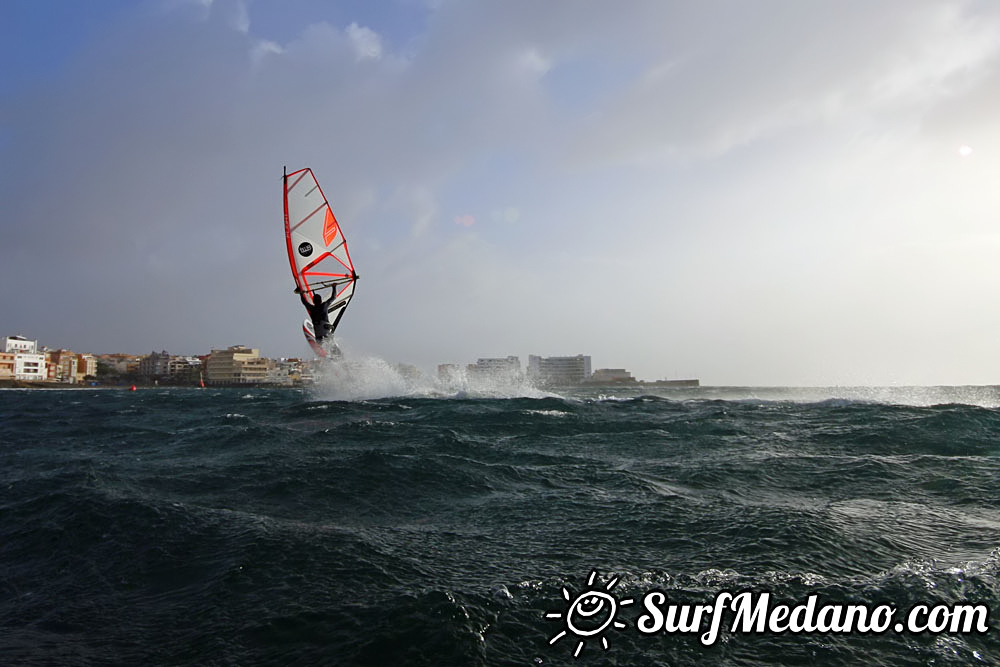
(3, 387, 1000, 664)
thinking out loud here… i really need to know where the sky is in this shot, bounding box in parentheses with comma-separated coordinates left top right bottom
(3, 0, 1000, 386)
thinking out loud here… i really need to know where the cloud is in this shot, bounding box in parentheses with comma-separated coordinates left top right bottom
(518, 47, 551, 75)
(346, 22, 383, 61)
(564, 1, 1000, 166)
(250, 39, 283, 64)
(4, 0, 1000, 383)
(181, 0, 250, 33)
(231, 0, 250, 33)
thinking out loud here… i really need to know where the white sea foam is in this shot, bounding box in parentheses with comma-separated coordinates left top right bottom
(522, 409, 569, 417)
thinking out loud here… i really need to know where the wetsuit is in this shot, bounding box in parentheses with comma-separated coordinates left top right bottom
(301, 292, 336, 342)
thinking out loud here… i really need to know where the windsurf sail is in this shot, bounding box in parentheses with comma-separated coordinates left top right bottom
(283, 167, 358, 344)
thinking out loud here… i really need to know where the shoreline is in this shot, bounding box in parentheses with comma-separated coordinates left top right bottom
(0, 380, 306, 390)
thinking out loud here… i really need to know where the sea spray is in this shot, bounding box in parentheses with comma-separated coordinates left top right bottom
(309, 348, 555, 401)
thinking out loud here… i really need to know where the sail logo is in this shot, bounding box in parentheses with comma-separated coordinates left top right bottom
(323, 209, 339, 246)
(545, 571, 633, 658)
(298, 242, 313, 257)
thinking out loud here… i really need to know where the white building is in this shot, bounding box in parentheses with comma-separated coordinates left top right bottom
(266, 358, 306, 386)
(527, 354, 592, 386)
(467, 356, 521, 381)
(586, 368, 636, 384)
(14, 354, 46, 381)
(3, 335, 38, 354)
(3, 336, 46, 381)
(470, 356, 520, 373)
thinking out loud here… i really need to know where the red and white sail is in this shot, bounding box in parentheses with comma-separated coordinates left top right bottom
(283, 167, 357, 336)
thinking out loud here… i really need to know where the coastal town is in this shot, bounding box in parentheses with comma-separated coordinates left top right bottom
(0, 335, 313, 387)
(0, 334, 698, 388)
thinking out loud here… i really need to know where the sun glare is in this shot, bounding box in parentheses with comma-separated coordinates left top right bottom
(959, 145, 973, 157)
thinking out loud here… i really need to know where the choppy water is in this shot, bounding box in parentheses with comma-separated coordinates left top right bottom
(2, 376, 1000, 665)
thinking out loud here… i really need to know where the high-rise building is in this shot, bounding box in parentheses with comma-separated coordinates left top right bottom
(468, 356, 521, 377)
(527, 354, 592, 386)
(464, 356, 522, 385)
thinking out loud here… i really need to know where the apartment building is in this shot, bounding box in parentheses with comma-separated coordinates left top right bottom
(47, 349, 79, 383)
(76, 354, 97, 382)
(0, 352, 14, 380)
(138, 351, 171, 378)
(2, 336, 46, 381)
(205, 346, 267, 384)
(527, 354, 593, 386)
(467, 356, 521, 379)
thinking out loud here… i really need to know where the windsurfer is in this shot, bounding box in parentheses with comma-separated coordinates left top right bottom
(285, 168, 357, 357)
(301, 291, 336, 342)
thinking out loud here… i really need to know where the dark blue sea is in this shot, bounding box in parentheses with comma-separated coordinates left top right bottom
(3, 377, 1000, 665)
